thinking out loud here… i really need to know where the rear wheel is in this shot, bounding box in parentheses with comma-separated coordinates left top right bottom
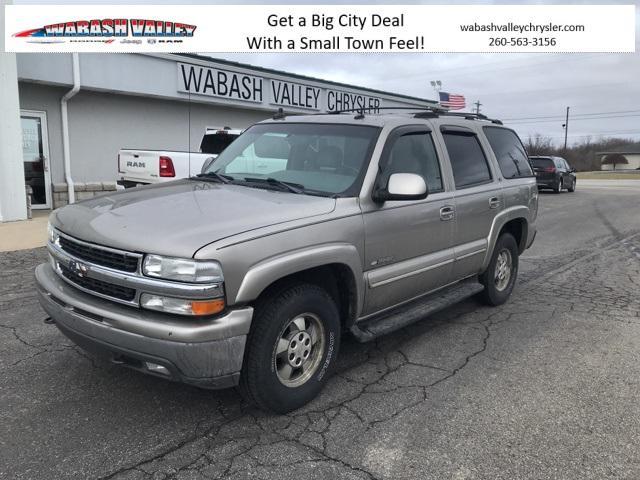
(239, 283, 340, 413)
(478, 233, 519, 306)
(553, 178, 563, 193)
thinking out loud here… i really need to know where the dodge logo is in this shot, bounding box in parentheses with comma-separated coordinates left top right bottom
(68, 260, 89, 278)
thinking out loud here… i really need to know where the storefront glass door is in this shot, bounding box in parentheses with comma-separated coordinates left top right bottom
(21, 111, 52, 209)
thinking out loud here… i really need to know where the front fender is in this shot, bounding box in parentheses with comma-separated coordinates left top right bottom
(234, 243, 364, 316)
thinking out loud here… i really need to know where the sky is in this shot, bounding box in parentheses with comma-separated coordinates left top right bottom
(13, 0, 640, 146)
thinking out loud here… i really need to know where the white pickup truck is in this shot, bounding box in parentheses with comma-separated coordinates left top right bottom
(117, 127, 242, 187)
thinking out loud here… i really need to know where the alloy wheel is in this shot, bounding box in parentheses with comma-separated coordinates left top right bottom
(494, 249, 513, 292)
(274, 313, 325, 388)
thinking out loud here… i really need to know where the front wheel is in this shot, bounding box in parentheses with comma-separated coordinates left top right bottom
(239, 283, 340, 413)
(478, 233, 519, 306)
(568, 178, 576, 192)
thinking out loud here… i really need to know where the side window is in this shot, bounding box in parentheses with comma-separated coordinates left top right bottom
(380, 132, 443, 193)
(483, 127, 533, 179)
(442, 132, 492, 189)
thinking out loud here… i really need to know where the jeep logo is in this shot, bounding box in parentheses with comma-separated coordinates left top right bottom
(126, 161, 146, 168)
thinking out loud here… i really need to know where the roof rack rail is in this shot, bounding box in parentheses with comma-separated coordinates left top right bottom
(271, 105, 504, 124)
(434, 111, 503, 125)
(328, 106, 447, 115)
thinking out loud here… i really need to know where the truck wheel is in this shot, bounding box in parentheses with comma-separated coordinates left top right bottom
(240, 283, 340, 413)
(478, 233, 519, 306)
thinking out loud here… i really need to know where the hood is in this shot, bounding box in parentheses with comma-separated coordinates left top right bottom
(52, 180, 336, 257)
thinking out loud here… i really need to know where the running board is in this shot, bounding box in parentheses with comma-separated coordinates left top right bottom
(350, 278, 485, 342)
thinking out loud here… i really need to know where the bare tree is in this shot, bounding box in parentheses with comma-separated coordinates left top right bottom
(601, 153, 629, 171)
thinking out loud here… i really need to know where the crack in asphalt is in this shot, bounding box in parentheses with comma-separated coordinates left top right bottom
(2, 234, 640, 479)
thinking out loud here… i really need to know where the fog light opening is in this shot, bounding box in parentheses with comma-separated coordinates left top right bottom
(145, 362, 170, 376)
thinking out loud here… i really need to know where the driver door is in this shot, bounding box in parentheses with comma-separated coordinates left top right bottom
(361, 127, 455, 316)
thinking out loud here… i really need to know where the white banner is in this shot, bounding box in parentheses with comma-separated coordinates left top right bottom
(4, 4, 636, 53)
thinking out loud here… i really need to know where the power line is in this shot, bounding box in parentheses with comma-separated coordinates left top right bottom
(503, 109, 640, 122)
(508, 113, 640, 125)
(523, 130, 640, 139)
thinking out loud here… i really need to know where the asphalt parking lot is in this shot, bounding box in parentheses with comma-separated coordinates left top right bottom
(2, 182, 640, 480)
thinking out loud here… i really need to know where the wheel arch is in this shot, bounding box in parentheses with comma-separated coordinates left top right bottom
(234, 244, 363, 327)
(482, 207, 529, 271)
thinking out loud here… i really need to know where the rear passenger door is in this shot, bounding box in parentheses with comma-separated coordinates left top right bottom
(482, 126, 534, 214)
(439, 126, 502, 279)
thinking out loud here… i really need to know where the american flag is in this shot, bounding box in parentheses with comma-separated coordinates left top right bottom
(439, 92, 466, 110)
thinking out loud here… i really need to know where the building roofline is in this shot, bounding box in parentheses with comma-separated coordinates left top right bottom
(173, 53, 438, 105)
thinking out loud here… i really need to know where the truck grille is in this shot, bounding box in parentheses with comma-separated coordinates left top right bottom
(59, 264, 136, 302)
(59, 235, 139, 272)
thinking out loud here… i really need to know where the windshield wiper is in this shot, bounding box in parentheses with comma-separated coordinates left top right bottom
(243, 177, 305, 194)
(193, 171, 234, 184)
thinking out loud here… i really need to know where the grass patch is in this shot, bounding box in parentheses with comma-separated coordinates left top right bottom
(576, 171, 640, 180)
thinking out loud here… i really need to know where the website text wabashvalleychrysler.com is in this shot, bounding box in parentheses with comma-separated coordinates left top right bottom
(460, 21, 586, 47)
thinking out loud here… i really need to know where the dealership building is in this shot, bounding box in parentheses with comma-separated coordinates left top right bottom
(10, 53, 436, 214)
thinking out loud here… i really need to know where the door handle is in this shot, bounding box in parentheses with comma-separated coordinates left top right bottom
(489, 197, 500, 209)
(440, 205, 455, 221)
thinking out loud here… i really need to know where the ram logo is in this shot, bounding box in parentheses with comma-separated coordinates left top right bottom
(127, 161, 145, 168)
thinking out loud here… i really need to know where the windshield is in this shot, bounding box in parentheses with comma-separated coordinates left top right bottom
(204, 123, 380, 196)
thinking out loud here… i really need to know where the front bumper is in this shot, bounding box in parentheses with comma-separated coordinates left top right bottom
(35, 263, 253, 389)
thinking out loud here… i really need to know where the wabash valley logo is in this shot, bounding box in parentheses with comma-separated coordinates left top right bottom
(14, 19, 197, 38)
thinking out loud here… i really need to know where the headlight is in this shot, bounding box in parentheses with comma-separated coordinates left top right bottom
(47, 222, 59, 244)
(142, 255, 223, 283)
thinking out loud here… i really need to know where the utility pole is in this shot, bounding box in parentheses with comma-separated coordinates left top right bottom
(562, 106, 570, 150)
(474, 100, 482, 115)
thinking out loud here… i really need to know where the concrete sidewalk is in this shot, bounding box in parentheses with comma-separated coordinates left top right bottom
(0, 210, 48, 252)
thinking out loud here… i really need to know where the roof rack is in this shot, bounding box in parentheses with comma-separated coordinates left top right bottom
(270, 106, 503, 124)
(431, 111, 503, 125)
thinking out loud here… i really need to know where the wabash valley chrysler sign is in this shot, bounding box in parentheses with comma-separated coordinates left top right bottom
(14, 18, 196, 39)
(177, 62, 382, 113)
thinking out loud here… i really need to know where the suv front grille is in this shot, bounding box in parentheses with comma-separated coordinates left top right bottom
(59, 235, 139, 272)
(59, 264, 136, 302)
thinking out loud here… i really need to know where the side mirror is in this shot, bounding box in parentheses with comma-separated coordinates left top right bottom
(200, 156, 216, 174)
(373, 173, 428, 202)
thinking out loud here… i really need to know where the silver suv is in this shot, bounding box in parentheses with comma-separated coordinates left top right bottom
(36, 109, 538, 413)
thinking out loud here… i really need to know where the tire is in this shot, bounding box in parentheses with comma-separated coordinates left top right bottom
(568, 178, 576, 192)
(553, 178, 562, 193)
(239, 283, 341, 413)
(478, 233, 519, 306)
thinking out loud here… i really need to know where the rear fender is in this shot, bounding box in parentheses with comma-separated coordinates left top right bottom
(481, 206, 529, 271)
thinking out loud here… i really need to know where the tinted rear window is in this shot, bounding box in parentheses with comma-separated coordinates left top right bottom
(483, 127, 533, 179)
(530, 158, 554, 168)
(442, 133, 492, 188)
(200, 133, 238, 154)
